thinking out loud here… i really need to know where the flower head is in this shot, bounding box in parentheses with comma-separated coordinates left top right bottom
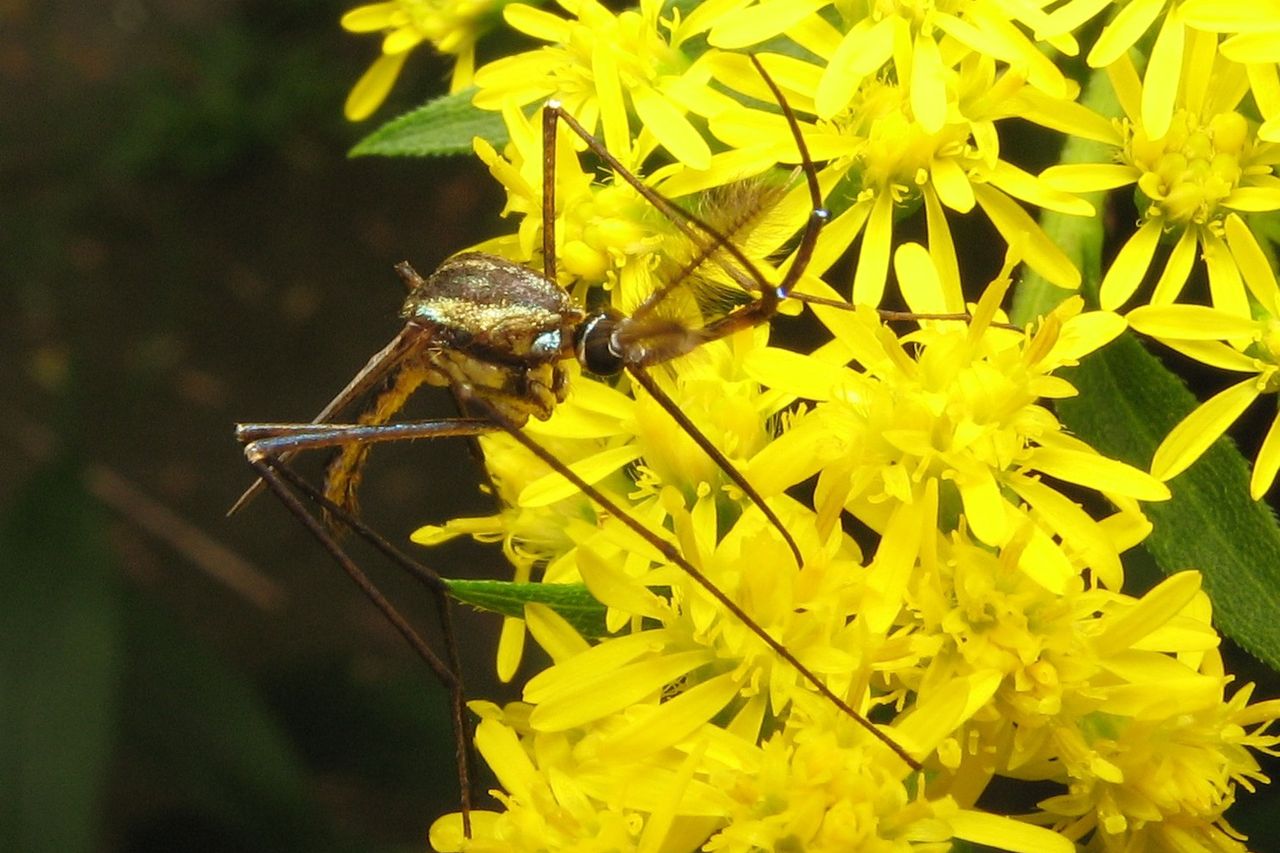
(746, 250, 1162, 585)
(1043, 33, 1280, 312)
(472, 0, 733, 169)
(342, 0, 509, 120)
(697, 49, 1093, 308)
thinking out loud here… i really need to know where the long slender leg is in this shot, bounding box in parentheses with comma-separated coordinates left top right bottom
(459, 391, 923, 771)
(542, 105, 559, 283)
(229, 327, 425, 515)
(239, 417, 503, 837)
(625, 364, 803, 568)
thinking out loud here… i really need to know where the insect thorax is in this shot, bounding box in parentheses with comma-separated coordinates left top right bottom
(398, 252, 583, 425)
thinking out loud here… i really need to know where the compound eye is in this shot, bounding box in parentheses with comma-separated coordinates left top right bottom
(575, 314, 624, 376)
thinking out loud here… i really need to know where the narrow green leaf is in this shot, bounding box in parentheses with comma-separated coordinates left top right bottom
(446, 580, 608, 638)
(1058, 338, 1280, 670)
(1016, 68, 1280, 671)
(349, 89, 509, 158)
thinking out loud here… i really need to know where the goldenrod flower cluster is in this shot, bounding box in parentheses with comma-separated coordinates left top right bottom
(339, 0, 1280, 850)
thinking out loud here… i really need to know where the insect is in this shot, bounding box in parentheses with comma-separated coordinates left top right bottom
(233, 56, 924, 835)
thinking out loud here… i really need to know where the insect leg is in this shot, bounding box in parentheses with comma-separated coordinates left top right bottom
(240, 418, 501, 837)
(459, 392, 923, 771)
(624, 364, 804, 568)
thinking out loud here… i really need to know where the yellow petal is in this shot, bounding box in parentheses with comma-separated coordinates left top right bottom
(524, 602, 589, 663)
(344, 51, 409, 121)
(1161, 338, 1261, 372)
(382, 25, 425, 55)
(1222, 186, 1280, 212)
(529, 649, 714, 730)
(1105, 53, 1144, 123)
(497, 616, 527, 682)
(599, 671, 740, 761)
(743, 347, 851, 401)
(1247, 61, 1280, 121)
(1044, 310, 1127, 366)
(631, 85, 710, 170)
(1225, 213, 1280, 313)
(707, 0, 826, 48)
(1019, 527, 1077, 594)
(1203, 232, 1252, 321)
(973, 184, 1080, 288)
(863, 498, 925, 633)
(923, 186, 965, 311)
(894, 242, 948, 315)
(958, 467, 1011, 546)
(1032, 445, 1170, 501)
(1092, 570, 1203, 657)
(476, 716, 538, 799)
(1039, 163, 1139, 193)
(1088, 0, 1164, 67)
(518, 445, 644, 507)
(341, 2, 399, 32)
(931, 155, 975, 212)
(591, 41, 631, 161)
(1043, 0, 1112, 37)
(577, 546, 668, 619)
(523, 628, 675, 702)
(1180, 0, 1280, 29)
(1099, 219, 1161, 309)
(1149, 226, 1197, 304)
(1006, 473, 1123, 589)
(1126, 304, 1261, 340)
(852, 190, 894, 306)
(989, 160, 1095, 216)
(910, 32, 947, 133)
(504, 3, 572, 41)
(950, 809, 1075, 853)
(892, 670, 1000, 757)
(1251, 413, 1280, 499)
(1141, 13, 1185, 138)
(815, 19, 892, 119)
(429, 810, 503, 852)
(809, 196, 872, 277)
(1151, 378, 1260, 480)
(1220, 31, 1280, 63)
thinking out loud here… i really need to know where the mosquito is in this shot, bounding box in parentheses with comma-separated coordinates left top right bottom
(233, 56, 927, 833)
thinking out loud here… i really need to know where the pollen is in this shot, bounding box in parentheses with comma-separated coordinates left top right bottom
(1126, 109, 1252, 228)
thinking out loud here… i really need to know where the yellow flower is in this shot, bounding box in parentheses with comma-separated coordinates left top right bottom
(1038, 668, 1280, 851)
(1127, 293, 1280, 498)
(699, 51, 1094, 308)
(428, 699, 721, 851)
(1180, 0, 1280, 141)
(706, 0, 1073, 128)
(341, 0, 508, 120)
(472, 0, 736, 169)
(746, 249, 1163, 586)
(1042, 32, 1280, 312)
(1040, 0, 1196, 139)
(703, 708, 1074, 853)
(472, 101, 668, 296)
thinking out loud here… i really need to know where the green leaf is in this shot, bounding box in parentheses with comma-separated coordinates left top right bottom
(446, 580, 608, 638)
(1015, 69, 1280, 672)
(349, 89, 509, 158)
(1058, 339, 1280, 670)
(0, 459, 123, 853)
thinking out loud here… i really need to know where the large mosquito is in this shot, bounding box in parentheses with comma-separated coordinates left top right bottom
(233, 56, 926, 832)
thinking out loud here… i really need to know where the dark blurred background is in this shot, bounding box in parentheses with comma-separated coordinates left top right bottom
(3, 2, 1279, 852)
(1, 1, 516, 850)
